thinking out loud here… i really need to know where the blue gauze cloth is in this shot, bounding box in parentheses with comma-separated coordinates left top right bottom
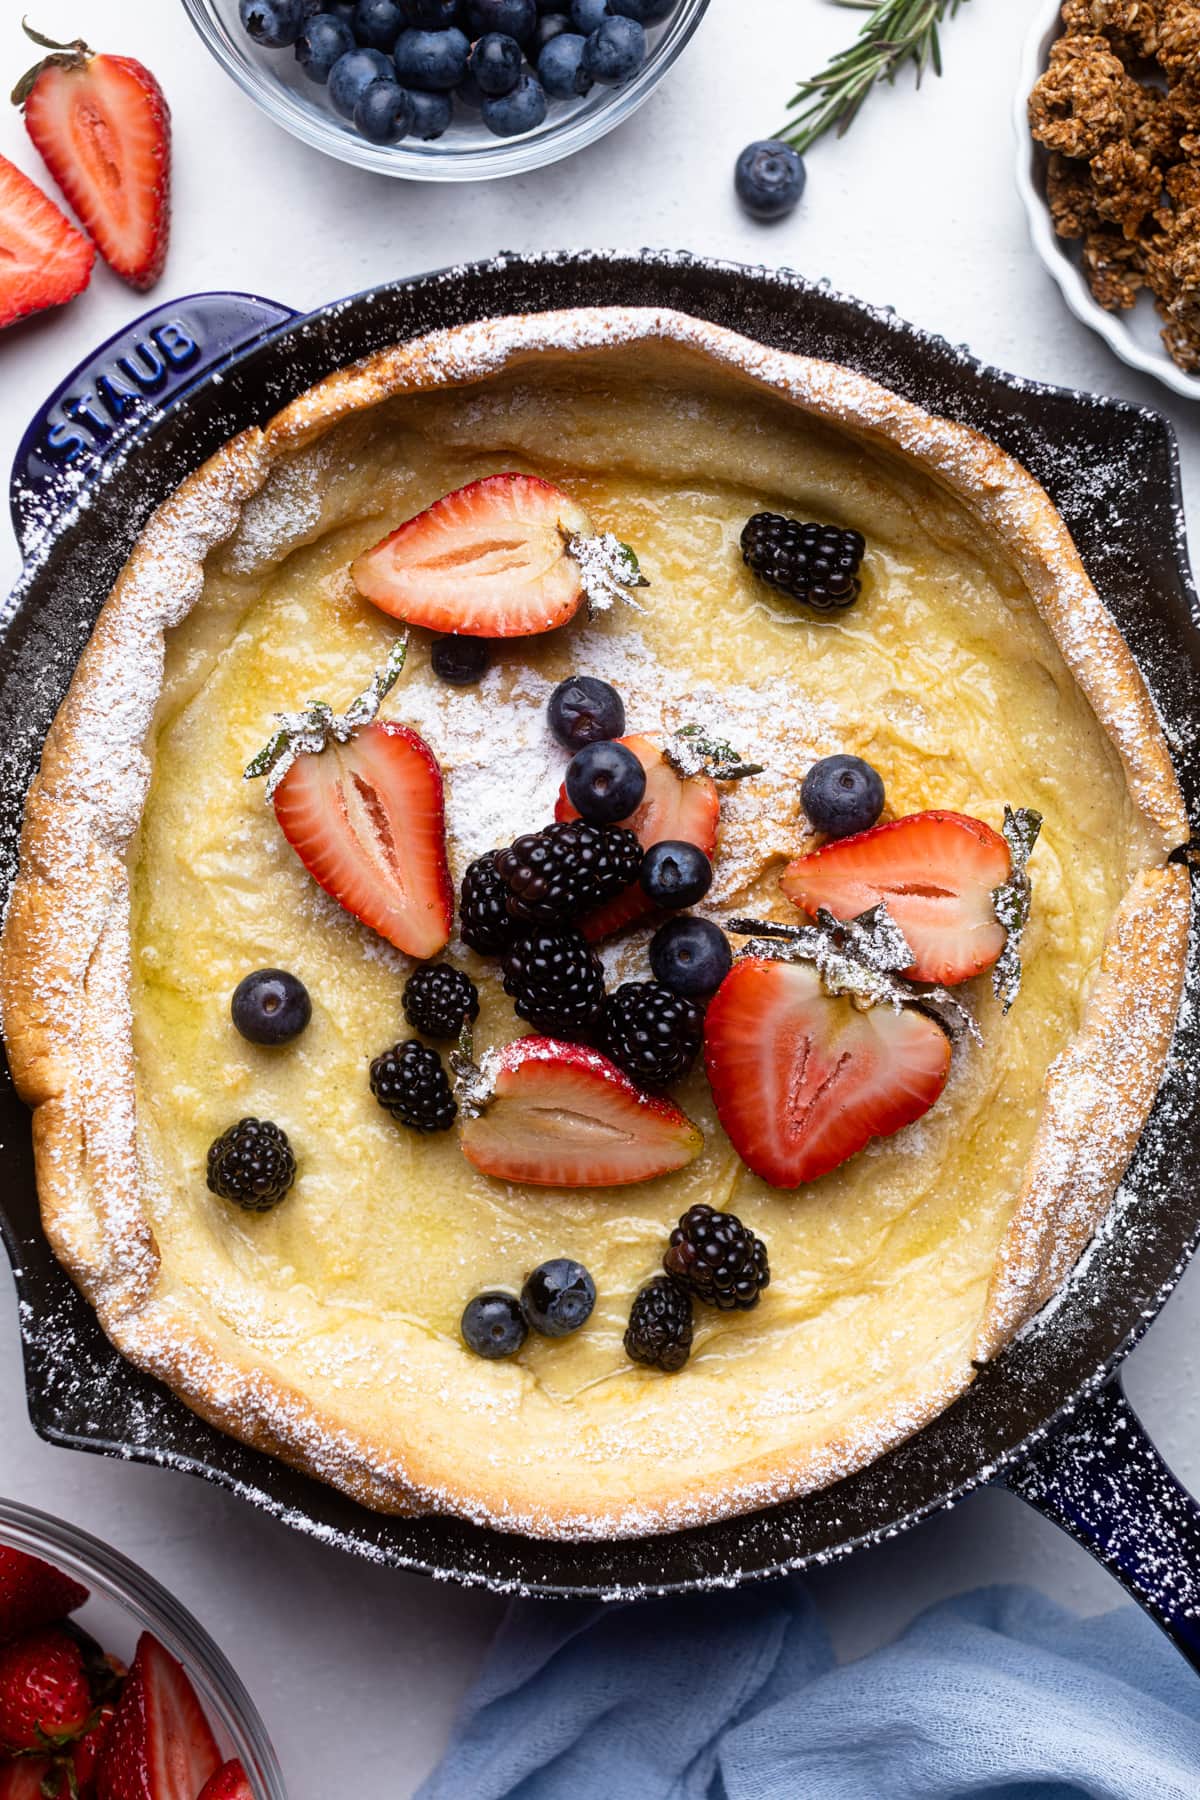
(417, 1582, 1200, 1800)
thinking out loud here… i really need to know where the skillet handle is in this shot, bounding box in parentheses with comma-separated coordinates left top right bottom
(1003, 1373, 1200, 1672)
(9, 290, 298, 560)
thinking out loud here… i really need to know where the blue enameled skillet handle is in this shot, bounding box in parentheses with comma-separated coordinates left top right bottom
(1004, 1374, 1200, 1672)
(9, 291, 298, 557)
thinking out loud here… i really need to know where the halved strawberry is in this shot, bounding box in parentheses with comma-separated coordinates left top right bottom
(197, 1763, 252, 1800)
(705, 958, 951, 1187)
(780, 810, 1011, 986)
(273, 721, 452, 959)
(0, 153, 93, 329)
(0, 1547, 87, 1646)
(15, 29, 171, 291)
(94, 1634, 219, 1800)
(555, 735, 720, 940)
(460, 1038, 704, 1187)
(352, 474, 595, 637)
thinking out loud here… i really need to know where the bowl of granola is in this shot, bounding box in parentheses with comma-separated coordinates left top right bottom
(1017, 0, 1200, 399)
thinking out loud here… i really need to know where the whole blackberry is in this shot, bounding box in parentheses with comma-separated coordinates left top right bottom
(460, 851, 517, 956)
(370, 1039, 457, 1133)
(664, 1204, 769, 1312)
(624, 1276, 694, 1373)
(741, 513, 865, 612)
(501, 926, 605, 1039)
(602, 981, 703, 1090)
(206, 1118, 296, 1212)
(495, 821, 643, 924)
(403, 964, 480, 1040)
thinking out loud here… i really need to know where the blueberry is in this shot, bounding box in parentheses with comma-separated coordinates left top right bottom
(231, 969, 312, 1046)
(735, 139, 806, 222)
(547, 675, 624, 750)
(354, 0, 405, 44)
(296, 12, 356, 79)
(432, 635, 491, 683)
(461, 1291, 528, 1359)
(565, 739, 646, 822)
(580, 13, 645, 82)
(520, 1259, 596, 1337)
(570, 0, 608, 29)
(328, 44, 393, 113)
(240, 0, 308, 47)
(649, 916, 732, 1000)
(471, 31, 523, 95)
(800, 754, 885, 839)
(354, 76, 414, 139)
(326, 0, 358, 17)
(405, 85, 454, 134)
(534, 11, 572, 47)
(640, 840, 713, 910)
(481, 72, 547, 134)
(608, 0, 673, 17)
(468, 0, 537, 41)
(394, 25, 470, 86)
(402, 0, 461, 22)
(538, 31, 590, 96)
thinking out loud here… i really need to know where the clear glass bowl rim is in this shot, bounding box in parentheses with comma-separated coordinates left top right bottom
(0, 1498, 286, 1800)
(177, 0, 711, 181)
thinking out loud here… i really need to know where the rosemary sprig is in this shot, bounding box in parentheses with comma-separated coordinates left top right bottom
(778, 0, 972, 156)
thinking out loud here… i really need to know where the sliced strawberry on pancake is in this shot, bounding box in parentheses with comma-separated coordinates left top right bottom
(352, 474, 646, 638)
(705, 957, 952, 1187)
(273, 722, 452, 959)
(780, 810, 1011, 986)
(556, 735, 720, 941)
(460, 1038, 704, 1187)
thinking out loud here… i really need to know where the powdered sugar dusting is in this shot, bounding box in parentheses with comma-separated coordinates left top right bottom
(0, 296, 1191, 1574)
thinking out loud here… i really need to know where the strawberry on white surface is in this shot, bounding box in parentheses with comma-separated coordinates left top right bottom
(14, 24, 170, 291)
(0, 153, 93, 330)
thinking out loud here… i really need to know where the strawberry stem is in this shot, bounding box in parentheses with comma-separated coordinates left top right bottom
(730, 905, 981, 1044)
(665, 724, 765, 782)
(990, 805, 1043, 1013)
(450, 1026, 494, 1117)
(244, 633, 409, 798)
(11, 20, 91, 107)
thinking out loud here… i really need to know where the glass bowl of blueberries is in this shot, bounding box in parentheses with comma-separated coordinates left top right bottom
(180, 0, 709, 179)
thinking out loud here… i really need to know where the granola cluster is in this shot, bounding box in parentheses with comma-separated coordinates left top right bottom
(1029, 1, 1200, 369)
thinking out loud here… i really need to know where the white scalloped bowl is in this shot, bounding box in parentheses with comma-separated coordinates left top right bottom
(1015, 0, 1200, 401)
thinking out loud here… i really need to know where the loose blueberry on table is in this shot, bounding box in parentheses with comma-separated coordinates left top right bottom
(239, 0, 681, 142)
(734, 138, 807, 222)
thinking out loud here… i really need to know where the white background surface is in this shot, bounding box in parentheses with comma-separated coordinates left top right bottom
(2, 2, 1200, 1793)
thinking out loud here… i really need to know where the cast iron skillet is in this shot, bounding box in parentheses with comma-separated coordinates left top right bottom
(4, 251, 1200, 1640)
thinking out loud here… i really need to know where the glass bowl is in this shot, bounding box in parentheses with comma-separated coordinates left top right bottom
(178, 0, 710, 181)
(0, 1499, 285, 1800)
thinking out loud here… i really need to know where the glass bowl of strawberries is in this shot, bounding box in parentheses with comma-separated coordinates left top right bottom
(0, 1501, 284, 1800)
